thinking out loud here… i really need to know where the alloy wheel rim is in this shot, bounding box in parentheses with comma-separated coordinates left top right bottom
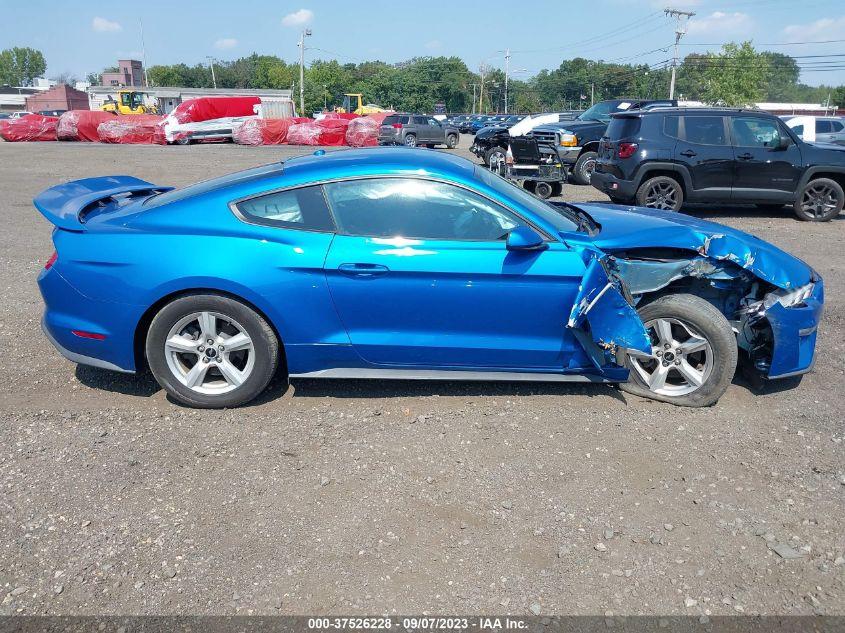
(628, 317, 713, 396)
(405, 135, 416, 147)
(164, 311, 255, 395)
(582, 159, 596, 181)
(644, 182, 679, 210)
(801, 183, 839, 218)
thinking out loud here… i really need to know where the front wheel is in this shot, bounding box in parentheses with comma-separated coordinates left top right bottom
(572, 151, 598, 185)
(146, 294, 279, 408)
(534, 181, 554, 199)
(794, 178, 843, 221)
(446, 133, 458, 149)
(636, 175, 683, 211)
(485, 146, 506, 168)
(621, 294, 737, 407)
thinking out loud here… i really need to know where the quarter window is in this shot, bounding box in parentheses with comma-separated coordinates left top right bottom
(663, 115, 680, 139)
(323, 178, 522, 241)
(731, 117, 783, 148)
(235, 185, 335, 231)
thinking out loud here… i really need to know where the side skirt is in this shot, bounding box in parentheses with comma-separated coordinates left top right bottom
(290, 367, 617, 383)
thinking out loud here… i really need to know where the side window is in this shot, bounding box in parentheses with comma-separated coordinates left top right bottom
(413, 116, 428, 125)
(831, 121, 844, 132)
(731, 117, 782, 148)
(683, 116, 727, 145)
(323, 178, 522, 241)
(235, 185, 335, 232)
(815, 120, 833, 134)
(428, 118, 441, 126)
(663, 115, 680, 139)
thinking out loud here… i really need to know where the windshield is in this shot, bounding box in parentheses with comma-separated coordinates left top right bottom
(577, 100, 629, 123)
(474, 166, 581, 233)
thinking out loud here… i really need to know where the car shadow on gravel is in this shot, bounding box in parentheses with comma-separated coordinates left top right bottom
(288, 378, 627, 403)
(75, 365, 161, 398)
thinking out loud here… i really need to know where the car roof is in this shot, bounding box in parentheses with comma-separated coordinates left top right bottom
(283, 147, 475, 183)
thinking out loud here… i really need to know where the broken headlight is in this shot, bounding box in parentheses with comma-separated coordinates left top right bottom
(559, 132, 578, 147)
(762, 282, 815, 310)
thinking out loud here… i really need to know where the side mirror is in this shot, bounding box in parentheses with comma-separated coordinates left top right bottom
(775, 135, 790, 150)
(506, 225, 547, 251)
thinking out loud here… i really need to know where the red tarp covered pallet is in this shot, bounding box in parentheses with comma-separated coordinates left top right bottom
(97, 115, 165, 144)
(288, 118, 350, 146)
(169, 97, 261, 124)
(57, 111, 118, 142)
(0, 114, 59, 142)
(231, 117, 312, 146)
(345, 113, 390, 147)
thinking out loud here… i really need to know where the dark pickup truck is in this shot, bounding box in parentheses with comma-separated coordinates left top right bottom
(529, 99, 676, 184)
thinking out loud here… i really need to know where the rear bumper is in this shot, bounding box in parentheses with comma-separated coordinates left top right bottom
(590, 170, 638, 199)
(38, 266, 139, 373)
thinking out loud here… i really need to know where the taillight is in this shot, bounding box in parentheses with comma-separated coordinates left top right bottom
(44, 251, 57, 270)
(618, 142, 639, 159)
(392, 123, 403, 129)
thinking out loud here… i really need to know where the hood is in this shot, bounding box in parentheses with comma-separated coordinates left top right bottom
(538, 119, 605, 134)
(803, 141, 845, 152)
(577, 203, 814, 290)
(475, 126, 509, 140)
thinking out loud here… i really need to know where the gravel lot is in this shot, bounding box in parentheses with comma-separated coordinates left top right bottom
(0, 137, 843, 617)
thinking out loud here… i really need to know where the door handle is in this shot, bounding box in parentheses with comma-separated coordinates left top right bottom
(680, 149, 697, 157)
(737, 152, 754, 160)
(337, 263, 390, 278)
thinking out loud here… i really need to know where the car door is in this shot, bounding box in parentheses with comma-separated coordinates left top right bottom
(428, 118, 446, 144)
(412, 116, 430, 142)
(729, 115, 803, 201)
(321, 177, 589, 369)
(667, 114, 734, 199)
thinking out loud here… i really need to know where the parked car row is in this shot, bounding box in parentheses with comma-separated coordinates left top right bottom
(591, 107, 845, 222)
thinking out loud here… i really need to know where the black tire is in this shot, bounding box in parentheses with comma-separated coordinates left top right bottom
(620, 294, 737, 407)
(146, 294, 279, 408)
(636, 175, 683, 211)
(572, 151, 598, 186)
(176, 137, 192, 146)
(534, 181, 554, 199)
(446, 133, 458, 149)
(403, 134, 417, 147)
(522, 181, 537, 194)
(793, 177, 844, 221)
(485, 146, 507, 168)
(550, 182, 563, 197)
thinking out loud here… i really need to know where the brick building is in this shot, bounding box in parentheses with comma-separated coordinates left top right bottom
(25, 84, 89, 112)
(101, 60, 146, 88)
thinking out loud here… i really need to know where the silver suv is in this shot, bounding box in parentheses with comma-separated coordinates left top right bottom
(378, 114, 459, 148)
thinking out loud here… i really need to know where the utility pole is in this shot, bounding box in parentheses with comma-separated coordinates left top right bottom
(206, 56, 217, 89)
(665, 8, 695, 100)
(478, 64, 487, 114)
(504, 48, 510, 114)
(298, 28, 312, 116)
(139, 18, 150, 87)
(590, 82, 594, 106)
(471, 83, 478, 114)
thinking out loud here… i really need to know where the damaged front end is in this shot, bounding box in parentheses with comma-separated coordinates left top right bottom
(562, 202, 824, 383)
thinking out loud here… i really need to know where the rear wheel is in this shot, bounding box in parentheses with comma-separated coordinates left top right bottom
(636, 175, 683, 211)
(534, 181, 554, 199)
(621, 294, 737, 407)
(446, 133, 458, 149)
(572, 151, 598, 185)
(793, 178, 843, 221)
(403, 134, 417, 147)
(550, 182, 563, 197)
(146, 294, 279, 408)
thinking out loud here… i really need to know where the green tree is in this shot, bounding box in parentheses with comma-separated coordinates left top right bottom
(0, 47, 47, 86)
(699, 42, 769, 107)
(761, 52, 800, 101)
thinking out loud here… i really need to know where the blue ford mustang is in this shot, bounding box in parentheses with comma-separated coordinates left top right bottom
(35, 148, 822, 408)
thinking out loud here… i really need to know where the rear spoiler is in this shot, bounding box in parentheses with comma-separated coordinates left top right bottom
(33, 175, 173, 231)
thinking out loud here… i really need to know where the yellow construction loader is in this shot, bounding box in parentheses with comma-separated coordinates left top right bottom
(101, 90, 159, 115)
(336, 93, 385, 115)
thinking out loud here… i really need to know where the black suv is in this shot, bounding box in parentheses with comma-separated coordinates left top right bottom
(591, 107, 845, 222)
(529, 99, 676, 184)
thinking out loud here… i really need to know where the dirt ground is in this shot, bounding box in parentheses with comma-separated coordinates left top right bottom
(0, 137, 843, 617)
